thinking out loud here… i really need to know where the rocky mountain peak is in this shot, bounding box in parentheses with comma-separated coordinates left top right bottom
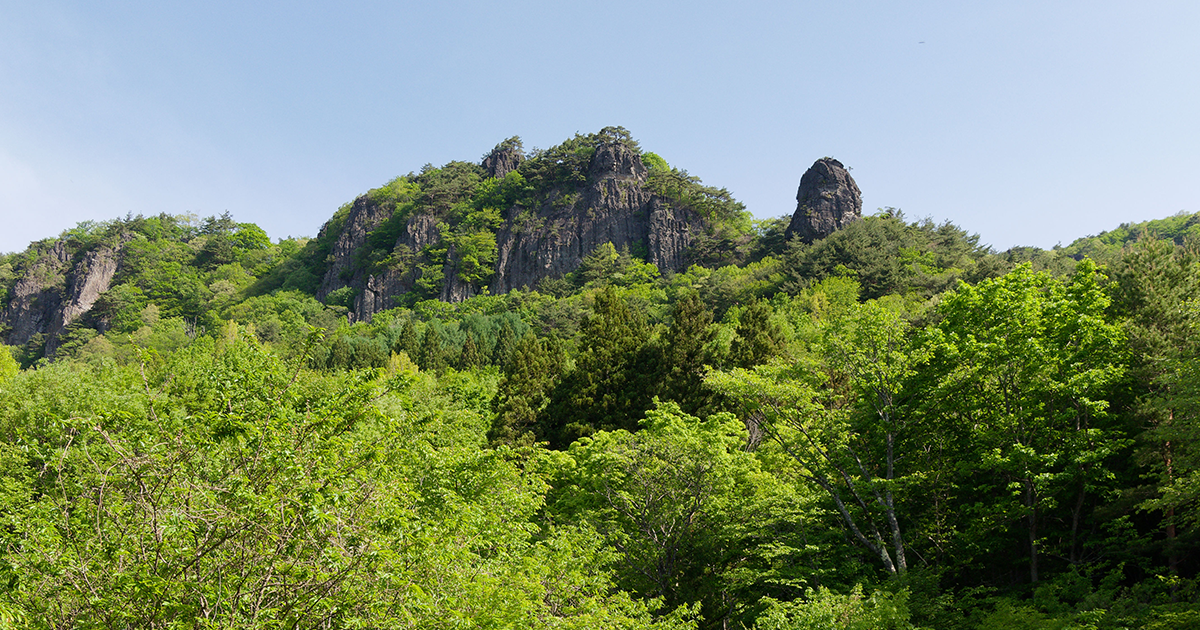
(588, 141, 647, 182)
(785, 157, 862, 243)
(482, 137, 525, 179)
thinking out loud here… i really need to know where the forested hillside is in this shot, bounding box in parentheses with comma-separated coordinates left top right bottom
(1, 130, 1198, 629)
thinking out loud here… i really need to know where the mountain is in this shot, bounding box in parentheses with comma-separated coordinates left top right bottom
(0, 128, 754, 357)
(308, 127, 751, 321)
(3, 125, 1195, 362)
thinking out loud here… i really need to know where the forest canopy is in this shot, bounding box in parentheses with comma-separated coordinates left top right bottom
(2, 139, 1199, 628)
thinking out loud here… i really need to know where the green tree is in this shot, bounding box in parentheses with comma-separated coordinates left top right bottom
(0, 346, 17, 383)
(393, 316, 420, 358)
(557, 402, 778, 628)
(489, 334, 565, 445)
(545, 287, 655, 447)
(418, 323, 446, 372)
(457, 332, 484, 370)
(921, 261, 1126, 583)
(1110, 237, 1200, 573)
(658, 293, 717, 415)
(493, 319, 518, 366)
(729, 298, 786, 369)
(710, 299, 925, 576)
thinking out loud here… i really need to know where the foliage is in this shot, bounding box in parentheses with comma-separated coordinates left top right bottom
(5, 133, 1200, 627)
(754, 585, 914, 630)
(555, 401, 808, 630)
(1062, 210, 1200, 261)
(783, 211, 1006, 300)
(710, 299, 926, 576)
(917, 261, 1127, 584)
(544, 287, 657, 447)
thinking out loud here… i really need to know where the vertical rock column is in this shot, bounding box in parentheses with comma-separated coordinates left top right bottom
(785, 157, 862, 243)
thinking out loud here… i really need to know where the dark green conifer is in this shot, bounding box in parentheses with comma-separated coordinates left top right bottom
(493, 320, 518, 366)
(394, 318, 420, 359)
(418, 325, 445, 373)
(458, 333, 484, 370)
(729, 298, 785, 369)
(659, 293, 717, 415)
(545, 286, 655, 447)
(489, 335, 565, 446)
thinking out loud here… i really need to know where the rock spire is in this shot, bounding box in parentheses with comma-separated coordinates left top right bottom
(785, 157, 862, 243)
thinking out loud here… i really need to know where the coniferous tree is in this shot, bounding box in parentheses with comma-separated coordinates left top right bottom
(658, 293, 717, 415)
(493, 320, 518, 367)
(729, 299, 785, 369)
(489, 335, 565, 445)
(1111, 237, 1200, 573)
(418, 325, 445, 373)
(458, 334, 484, 370)
(545, 286, 655, 447)
(393, 318, 420, 359)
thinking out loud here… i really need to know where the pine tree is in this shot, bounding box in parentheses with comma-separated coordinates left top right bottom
(418, 325, 445, 373)
(545, 286, 655, 447)
(659, 293, 716, 415)
(493, 320, 518, 367)
(729, 299, 785, 368)
(489, 335, 565, 445)
(393, 318, 420, 359)
(458, 334, 484, 370)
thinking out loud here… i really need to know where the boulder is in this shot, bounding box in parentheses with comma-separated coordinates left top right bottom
(786, 157, 862, 243)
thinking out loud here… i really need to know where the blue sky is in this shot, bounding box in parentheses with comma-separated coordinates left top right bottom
(2, 1, 1197, 254)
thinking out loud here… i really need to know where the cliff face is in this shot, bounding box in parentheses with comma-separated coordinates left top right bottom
(2, 238, 124, 356)
(785, 157, 862, 243)
(317, 139, 710, 321)
(491, 142, 701, 294)
(315, 196, 393, 303)
(3, 241, 71, 349)
(354, 214, 441, 315)
(45, 245, 123, 355)
(482, 144, 524, 179)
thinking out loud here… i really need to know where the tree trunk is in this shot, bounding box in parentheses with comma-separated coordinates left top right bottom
(1025, 477, 1039, 584)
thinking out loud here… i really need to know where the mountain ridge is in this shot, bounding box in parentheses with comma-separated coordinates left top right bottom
(2, 127, 1195, 362)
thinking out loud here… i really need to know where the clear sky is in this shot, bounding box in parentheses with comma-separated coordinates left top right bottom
(2, 1, 1197, 254)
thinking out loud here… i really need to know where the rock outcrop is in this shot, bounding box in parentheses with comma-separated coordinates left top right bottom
(490, 142, 701, 294)
(44, 245, 122, 355)
(2, 238, 124, 356)
(353, 214, 441, 315)
(2, 241, 71, 349)
(320, 138, 711, 321)
(785, 157, 862, 243)
(315, 196, 393, 303)
(482, 142, 524, 179)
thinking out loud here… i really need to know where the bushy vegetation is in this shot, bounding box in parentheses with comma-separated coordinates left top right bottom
(2, 136, 1199, 627)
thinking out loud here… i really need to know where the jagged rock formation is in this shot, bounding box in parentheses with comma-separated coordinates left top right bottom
(2, 239, 124, 356)
(354, 214, 441, 314)
(315, 196, 393, 304)
(3, 241, 71, 349)
(490, 142, 700, 294)
(785, 157, 862, 243)
(482, 141, 524, 179)
(45, 245, 123, 355)
(317, 135, 712, 321)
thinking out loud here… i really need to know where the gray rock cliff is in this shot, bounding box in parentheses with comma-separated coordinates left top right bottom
(44, 245, 123, 355)
(318, 139, 710, 321)
(482, 142, 524, 179)
(2, 238, 125, 357)
(491, 142, 701, 294)
(785, 157, 862, 243)
(315, 196, 393, 304)
(2, 241, 71, 349)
